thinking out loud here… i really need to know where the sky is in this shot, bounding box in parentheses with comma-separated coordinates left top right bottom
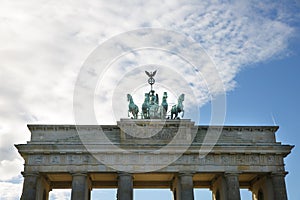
(0, 0, 300, 199)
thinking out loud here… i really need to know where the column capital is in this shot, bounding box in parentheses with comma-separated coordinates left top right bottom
(21, 171, 40, 177)
(224, 172, 241, 177)
(178, 172, 195, 177)
(117, 172, 133, 180)
(71, 172, 89, 176)
(118, 172, 133, 176)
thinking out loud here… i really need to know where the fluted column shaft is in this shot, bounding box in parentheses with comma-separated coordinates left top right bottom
(20, 172, 39, 200)
(224, 173, 241, 200)
(71, 173, 90, 200)
(272, 172, 288, 200)
(175, 173, 194, 200)
(117, 173, 133, 200)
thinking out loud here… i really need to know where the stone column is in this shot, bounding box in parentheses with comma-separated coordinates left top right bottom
(271, 172, 288, 200)
(117, 173, 133, 200)
(20, 172, 39, 200)
(224, 173, 241, 200)
(36, 175, 51, 200)
(251, 175, 274, 200)
(175, 173, 194, 200)
(211, 175, 227, 200)
(71, 173, 91, 200)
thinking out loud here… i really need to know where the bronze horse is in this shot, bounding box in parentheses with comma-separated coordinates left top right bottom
(171, 94, 184, 119)
(127, 94, 139, 119)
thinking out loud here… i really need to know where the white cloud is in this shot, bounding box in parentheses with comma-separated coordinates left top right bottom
(0, 180, 22, 200)
(49, 189, 71, 200)
(0, 159, 23, 181)
(0, 0, 298, 198)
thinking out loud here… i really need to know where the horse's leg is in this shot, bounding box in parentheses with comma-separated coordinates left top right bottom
(135, 108, 139, 119)
(162, 110, 165, 119)
(174, 108, 179, 119)
(134, 111, 137, 119)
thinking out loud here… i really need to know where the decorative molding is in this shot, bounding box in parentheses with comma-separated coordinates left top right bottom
(27, 124, 279, 133)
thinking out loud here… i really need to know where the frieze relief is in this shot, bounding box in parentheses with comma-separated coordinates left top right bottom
(50, 155, 60, 164)
(30, 155, 44, 165)
(27, 153, 284, 167)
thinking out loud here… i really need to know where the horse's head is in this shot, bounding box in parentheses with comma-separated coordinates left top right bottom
(163, 92, 168, 100)
(127, 94, 132, 101)
(144, 93, 149, 102)
(179, 94, 185, 102)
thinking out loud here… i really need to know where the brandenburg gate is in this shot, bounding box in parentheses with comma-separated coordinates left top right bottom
(16, 71, 293, 200)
